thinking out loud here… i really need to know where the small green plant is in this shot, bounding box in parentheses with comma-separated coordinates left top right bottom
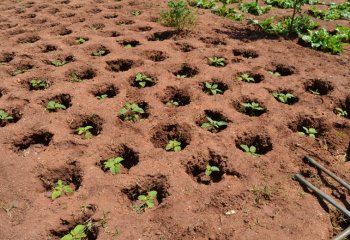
(134, 190, 158, 212)
(124, 44, 133, 49)
(70, 72, 82, 82)
(272, 92, 296, 104)
(265, 0, 294, 9)
(240, 2, 271, 16)
(165, 139, 182, 152)
(51, 180, 73, 200)
(203, 82, 223, 95)
(76, 37, 88, 44)
(131, 10, 142, 16)
(208, 57, 226, 67)
(51, 60, 68, 67)
(61, 224, 86, 240)
(76, 126, 93, 139)
(189, 0, 216, 9)
(212, 4, 244, 21)
(96, 94, 108, 100)
(0, 110, 13, 121)
(205, 164, 220, 176)
(176, 74, 187, 78)
(47, 101, 66, 111)
(91, 49, 106, 57)
(240, 144, 259, 157)
(104, 157, 124, 175)
(135, 73, 154, 88)
(30, 79, 47, 89)
(159, 0, 196, 31)
(166, 100, 179, 107)
(118, 102, 145, 122)
(241, 102, 265, 116)
(237, 73, 255, 82)
(299, 127, 318, 138)
(201, 117, 227, 132)
(335, 108, 348, 117)
(268, 70, 281, 76)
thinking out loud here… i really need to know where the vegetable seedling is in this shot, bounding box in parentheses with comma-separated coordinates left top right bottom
(204, 82, 223, 95)
(61, 224, 86, 240)
(91, 50, 106, 57)
(118, 102, 145, 122)
(104, 157, 124, 175)
(205, 164, 220, 176)
(76, 37, 87, 44)
(165, 139, 182, 152)
(47, 101, 66, 111)
(51, 60, 68, 67)
(51, 180, 73, 200)
(69, 72, 82, 82)
(335, 108, 348, 117)
(267, 70, 281, 76)
(136, 190, 157, 210)
(241, 102, 265, 116)
(0, 110, 13, 122)
(201, 117, 227, 132)
(237, 73, 255, 82)
(30, 79, 47, 89)
(240, 144, 260, 157)
(135, 73, 154, 88)
(299, 127, 317, 138)
(76, 126, 93, 139)
(166, 100, 179, 107)
(124, 44, 133, 49)
(272, 92, 296, 104)
(96, 94, 108, 100)
(176, 74, 187, 78)
(208, 57, 226, 67)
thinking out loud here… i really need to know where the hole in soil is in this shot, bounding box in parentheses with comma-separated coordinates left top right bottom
(144, 50, 168, 62)
(71, 115, 103, 137)
(87, 8, 101, 14)
(0, 88, 7, 98)
(90, 46, 110, 57)
(148, 31, 175, 41)
(174, 42, 195, 52)
(346, 143, 350, 162)
(136, 26, 152, 32)
(57, 27, 72, 36)
(196, 110, 229, 133)
(305, 79, 334, 96)
(0, 52, 15, 63)
(28, 78, 51, 90)
(161, 86, 191, 107)
(104, 13, 118, 19)
(23, 13, 37, 19)
(99, 145, 139, 174)
(233, 49, 259, 59)
(235, 133, 273, 155)
(131, 73, 157, 88)
(91, 23, 105, 30)
(290, 116, 326, 138)
(93, 84, 118, 99)
(0, 108, 22, 127)
(186, 151, 229, 185)
(106, 59, 134, 72)
(121, 175, 169, 211)
(68, 68, 96, 82)
(173, 64, 198, 78)
(10, 64, 33, 76)
(200, 37, 226, 46)
(233, 98, 267, 117)
(15, 131, 53, 151)
(42, 44, 57, 52)
(116, 20, 135, 25)
(202, 80, 228, 95)
(46, 94, 72, 112)
(151, 124, 191, 151)
(271, 89, 299, 105)
(119, 40, 140, 48)
(270, 64, 295, 76)
(236, 72, 264, 83)
(334, 96, 350, 119)
(17, 35, 40, 44)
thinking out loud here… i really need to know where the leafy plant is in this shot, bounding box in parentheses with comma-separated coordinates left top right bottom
(299, 126, 318, 138)
(30, 79, 47, 89)
(0, 110, 13, 122)
(166, 100, 179, 107)
(205, 164, 220, 176)
(201, 117, 228, 132)
(308, 3, 350, 21)
(240, 2, 271, 16)
(104, 157, 124, 175)
(241, 102, 265, 116)
(211, 4, 244, 21)
(96, 94, 108, 100)
(47, 101, 66, 111)
(135, 73, 154, 88)
(124, 44, 133, 49)
(240, 144, 259, 157)
(159, 0, 196, 31)
(189, 0, 216, 9)
(237, 73, 255, 82)
(272, 92, 296, 104)
(135, 190, 158, 211)
(208, 57, 226, 67)
(51, 180, 73, 200)
(51, 60, 68, 67)
(335, 25, 350, 43)
(335, 108, 348, 117)
(76, 37, 88, 44)
(91, 49, 106, 57)
(165, 139, 182, 152)
(265, 0, 294, 9)
(61, 224, 86, 240)
(204, 82, 223, 95)
(76, 126, 93, 139)
(118, 102, 145, 122)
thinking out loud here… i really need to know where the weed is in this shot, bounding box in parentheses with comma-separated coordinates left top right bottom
(205, 164, 220, 176)
(30, 79, 47, 89)
(159, 0, 196, 31)
(240, 144, 260, 157)
(61, 224, 86, 240)
(272, 92, 296, 104)
(240, 2, 271, 16)
(208, 57, 226, 67)
(51, 180, 73, 200)
(51, 60, 69, 67)
(0, 110, 13, 122)
(165, 139, 182, 152)
(335, 108, 348, 117)
(134, 73, 154, 88)
(237, 73, 255, 83)
(76, 126, 93, 139)
(201, 117, 228, 132)
(204, 82, 223, 95)
(251, 185, 277, 204)
(119, 102, 145, 122)
(241, 102, 265, 116)
(47, 101, 66, 111)
(134, 190, 157, 212)
(104, 157, 124, 175)
(299, 126, 317, 138)
(75, 37, 88, 44)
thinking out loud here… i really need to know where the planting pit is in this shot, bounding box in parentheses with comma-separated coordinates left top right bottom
(151, 123, 191, 151)
(14, 131, 54, 151)
(173, 64, 199, 78)
(235, 132, 273, 155)
(92, 84, 118, 99)
(196, 110, 229, 133)
(68, 68, 96, 82)
(148, 30, 175, 41)
(233, 98, 267, 117)
(233, 49, 259, 58)
(0, 108, 22, 127)
(305, 79, 334, 96)
(174, 42, 195, 52)
(289, 115, 327, 138)
(119, 40, 141, 48)
(269, 64, 296, 76)
(106, 59, 136, 72)
(144, 50, 168, 62)
(70, 115, 103, 137)
(45, 94, 72, 111)
(161, 86, 191, 107)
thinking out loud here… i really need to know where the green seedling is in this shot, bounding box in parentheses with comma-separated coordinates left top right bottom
(160, 0, 196, 31)
(268, 70, 281, 76)
(124, 44, 133, 49)
(176, 74, 187, 78)
(136, 190, 157, 211)
(76, 126, 93, 139)
(118, 102, 145, 122)
(69, 72, 82, 82)
(237, 73, 255, 82)
(131, 10, 142, 16)
(51, 180, 73, 200)
(335, 108, 348, 117)
(205, 164, 220, 176)
(11, 68, 27, 76)
(240, 144, 260, 157)
(91, 50, 106, 57)
(208, 57, 226, 67)
(299, 127, 317, 138)
(76, 37, 87, 44)
(272, 92, 296, 104)
(96, 94, 108, 100)
(135, 73, 154, 88)
(104, 157, 124, 175)
(61, 224, 86, 240)
(165, 139, 182, 152)
(204, 82, 223, 95)
(47, 101, 66, 111)
(241, 102, 265, 115)
(51, 60, 68, 67)
(166, 100, 179, 107)
(0, 110, 13, 121)
(201, 117, 227, 132)
(240, 1, 271, 16)
(30, 79, 47, 89)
